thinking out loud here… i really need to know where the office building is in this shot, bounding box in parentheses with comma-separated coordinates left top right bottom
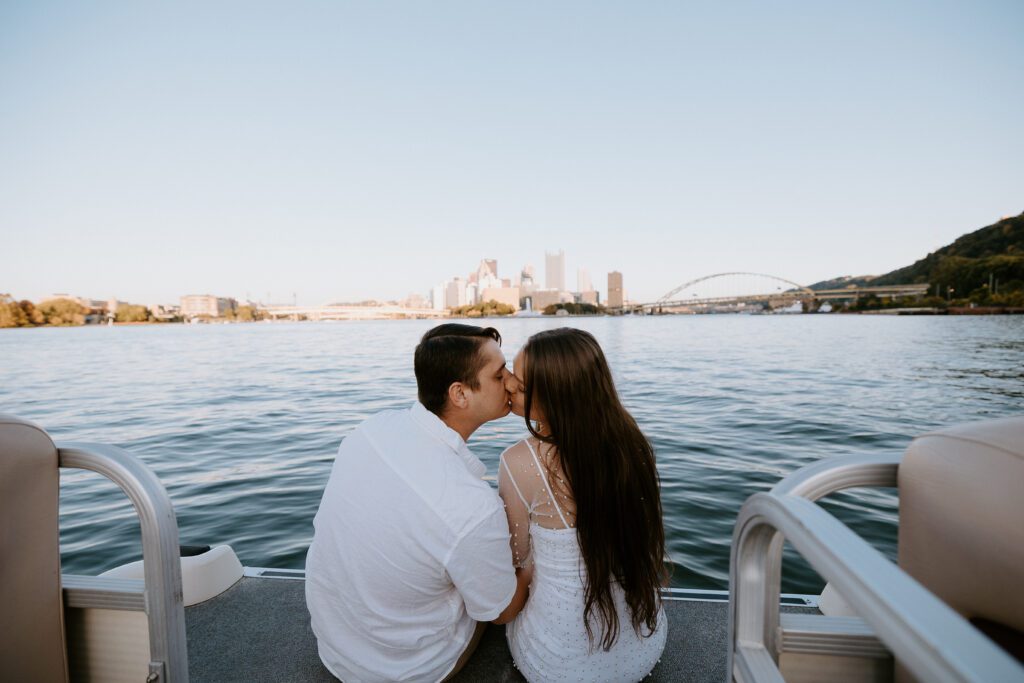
(577, 267, 592, 294)
(180, 295, 237, 318)
(445, 278, 467, 309)
(545, 250, 566, 292)
(480, 286, 520, 310)
(607, 272, 624, 308)
(532, 289, 573, 312)
(432, 284, 446, 311)
(475, 259, 501, 294)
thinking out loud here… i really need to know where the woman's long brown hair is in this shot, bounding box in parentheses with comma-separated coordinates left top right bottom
(522, 327, 665, 651)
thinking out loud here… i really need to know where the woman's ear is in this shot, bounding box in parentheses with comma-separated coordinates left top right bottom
(447, 382, 468, 409)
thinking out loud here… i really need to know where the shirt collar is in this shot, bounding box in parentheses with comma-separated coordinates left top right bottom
(409, 401, 487, 479)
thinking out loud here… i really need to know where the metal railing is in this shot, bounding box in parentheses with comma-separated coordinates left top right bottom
(60, 443, 188, 683)
(727, 454, 1024, 682)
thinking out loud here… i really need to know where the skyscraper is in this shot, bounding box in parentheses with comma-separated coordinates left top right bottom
(577, 267, 592, 293)
(608, 271, 623, 308)
(431, 284, 446, 310)
(476, 259, 500, 290)
(445, 278, 467, 309)
(545, 250, 565, 291)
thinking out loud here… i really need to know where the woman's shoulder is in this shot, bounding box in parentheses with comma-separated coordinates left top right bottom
(500, 438, 534, 464)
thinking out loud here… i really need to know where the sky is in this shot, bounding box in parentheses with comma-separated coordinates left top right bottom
(2, 1, 1022, 305)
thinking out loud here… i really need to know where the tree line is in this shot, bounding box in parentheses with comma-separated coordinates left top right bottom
(0, 296, 89, 327)
(811, 212, 1024, 309)
(0, 295, 265, 328)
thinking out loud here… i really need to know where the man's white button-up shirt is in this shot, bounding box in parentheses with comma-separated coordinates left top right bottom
(306, 402, 517, 683)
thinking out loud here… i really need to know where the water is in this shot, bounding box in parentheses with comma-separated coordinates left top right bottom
(2, 316, 1021, 593)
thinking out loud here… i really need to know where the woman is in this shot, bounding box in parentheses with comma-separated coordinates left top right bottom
(498, 327, 667, 682)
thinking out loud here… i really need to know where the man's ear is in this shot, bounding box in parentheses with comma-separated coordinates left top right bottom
(447, 382, 469, 410)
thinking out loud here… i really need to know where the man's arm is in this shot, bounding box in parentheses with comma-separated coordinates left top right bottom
(445, 505, 519, 624)
(492, 563, 533, 625)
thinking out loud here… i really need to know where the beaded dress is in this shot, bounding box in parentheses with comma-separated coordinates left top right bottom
(498, 439, 667, 683)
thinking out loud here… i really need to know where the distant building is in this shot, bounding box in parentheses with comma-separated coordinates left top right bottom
(577, 267, 592, 293)
(531, 289, 573, 312)
(545, 250, 566, 291)
(576, 267, 598, 305)
(149, 303, 180, 321)
(404, 293, 428, 309)
(480, 286, 520, 311)
(43, 294, 108, 311)
(519, 266, 536, 293)
(431, 284, 446, 311)
(474, 259, 501, 297)
(41, 294, 127, 323)
(445, 278, 467, 309)
(180, 295, 237, 318)
(607, 272, 624, 308)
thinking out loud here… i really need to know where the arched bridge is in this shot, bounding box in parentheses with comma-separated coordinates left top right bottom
(628, 272, 930, 312)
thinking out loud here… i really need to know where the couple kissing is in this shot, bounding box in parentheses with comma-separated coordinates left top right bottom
(305, 323, 667, 682)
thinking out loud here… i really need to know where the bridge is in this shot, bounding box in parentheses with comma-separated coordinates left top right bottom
(629, 272, 930, 313)
(261, 304, 448, 321)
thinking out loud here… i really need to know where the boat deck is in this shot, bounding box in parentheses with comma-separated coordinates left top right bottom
(185, 576, 818, 682)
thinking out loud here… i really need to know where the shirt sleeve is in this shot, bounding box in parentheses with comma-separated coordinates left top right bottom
(498, 451, 533, 569)
(445, 504, 517, 622)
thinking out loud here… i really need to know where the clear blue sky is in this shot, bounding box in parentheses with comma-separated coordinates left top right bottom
(2, 1, 1021, 305)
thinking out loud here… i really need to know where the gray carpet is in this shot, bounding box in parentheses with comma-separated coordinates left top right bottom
(186, 577, 815, 682)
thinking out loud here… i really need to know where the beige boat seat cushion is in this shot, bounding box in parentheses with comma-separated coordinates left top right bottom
(0, 414, 69, 682)
(898, 415, 1024, 662)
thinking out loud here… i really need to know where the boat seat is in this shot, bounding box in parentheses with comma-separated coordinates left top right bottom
(0, 414, 69, 682)
(729, 415, 1024, 683)
(898, 415, 1024, 667)
(0, 414, 189, 682)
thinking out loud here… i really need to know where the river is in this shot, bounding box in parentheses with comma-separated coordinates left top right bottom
(2, 315, 1021, 592)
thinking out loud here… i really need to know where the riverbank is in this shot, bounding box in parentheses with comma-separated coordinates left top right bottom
(851, 307, 1024, 315)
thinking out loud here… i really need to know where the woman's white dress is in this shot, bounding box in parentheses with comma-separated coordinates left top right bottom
(499, 439, 667, 683)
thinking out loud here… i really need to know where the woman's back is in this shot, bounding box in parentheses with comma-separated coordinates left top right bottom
(499, 438, 667, 683)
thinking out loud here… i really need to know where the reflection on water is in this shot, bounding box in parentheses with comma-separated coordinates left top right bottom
(2, 315, 1021, 592)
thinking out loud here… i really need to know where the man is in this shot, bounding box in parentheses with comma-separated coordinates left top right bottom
(306, 324, 530, 682)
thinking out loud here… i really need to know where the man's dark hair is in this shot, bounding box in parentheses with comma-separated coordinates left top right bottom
(414, 324, 502, 416)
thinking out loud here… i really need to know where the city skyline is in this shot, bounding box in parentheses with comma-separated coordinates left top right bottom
(8, 244, 615, 310)
(430, 250, 606, 313)
(2, 3, 1022, 306)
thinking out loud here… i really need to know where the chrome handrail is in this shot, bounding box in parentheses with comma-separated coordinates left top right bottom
(769, 453, 900, 500)
(727, 454, 1024, 682)
(60, 443, 188, 683)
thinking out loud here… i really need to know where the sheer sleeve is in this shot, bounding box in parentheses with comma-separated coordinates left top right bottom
(498, 448, 533, 569)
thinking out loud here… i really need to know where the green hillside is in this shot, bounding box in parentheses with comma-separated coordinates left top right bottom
(811, 212, 1024, 304)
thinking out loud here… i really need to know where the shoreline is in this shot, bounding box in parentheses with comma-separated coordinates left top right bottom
(4, 308, 1024, 329)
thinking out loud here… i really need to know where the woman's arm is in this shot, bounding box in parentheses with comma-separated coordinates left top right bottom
(497, 447, 533, 569)
(493, 448, 534, 624)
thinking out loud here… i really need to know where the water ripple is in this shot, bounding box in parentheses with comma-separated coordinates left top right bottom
(2, 316, 1022, 593)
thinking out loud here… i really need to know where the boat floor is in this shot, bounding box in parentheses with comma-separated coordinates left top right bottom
(186, 576, 817, 682)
